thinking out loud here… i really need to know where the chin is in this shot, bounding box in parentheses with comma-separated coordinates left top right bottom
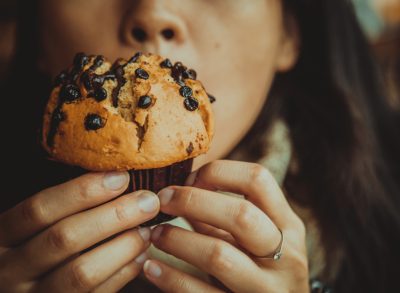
(192, 145, 229, 170)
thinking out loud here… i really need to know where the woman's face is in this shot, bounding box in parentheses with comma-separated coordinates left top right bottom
(38, 0, 298, 169)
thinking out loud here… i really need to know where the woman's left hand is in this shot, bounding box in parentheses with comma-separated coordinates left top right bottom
(143, 160, 309, 293)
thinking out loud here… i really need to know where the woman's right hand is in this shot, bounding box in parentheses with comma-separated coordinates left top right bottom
(0, 172, 160, 293)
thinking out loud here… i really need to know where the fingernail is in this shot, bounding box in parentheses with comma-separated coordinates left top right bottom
(151, 225, 164, 241)
(137, 192, 159, 213)
(134, 252, 148, 264)
(138, 227, 151, 242)
(144, 260, 162, 278)
(158, 188, 174, 205)
(103, 172, 128, 190)
(185, 171, 198, 186)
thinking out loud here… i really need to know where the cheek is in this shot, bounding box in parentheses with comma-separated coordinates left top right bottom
(194, 65, 274, 169)
(192, 2, 284, 166)
(38, 0, 122, 75)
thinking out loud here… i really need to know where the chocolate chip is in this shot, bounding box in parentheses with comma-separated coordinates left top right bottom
(70, 70, 81, 83)
(93, 87, 107, 101)
(171, 62, 186, 85)
(115, 66, 125, 78)
(184, 97, 199, 111)
(53, 107, 65, 123)
(111, 58, 124, 70)
(73, 52, 89, 70)
(60, 84, 81, 102)
(160, 58, 173, 68)
(207, 93, 216, 103)
(186, 142, 194, 155)
(128, 52, 142, 64)
(172, 62, 185, 75)
(135, 68, 149, 80)
(85, 114, 105, 130)
(89, 55, 105, 71)
(54, 71, 69, 86)
(80, 72, 92, 90)
(179, 86, 193, 98)
(92, 74, 106, 86)
(182, 69, 197, 80)
(112, 66, 126, 107)
(47, 106, 65, 147)
(137, 95, 152, 109)
(173, 62, 185, 72)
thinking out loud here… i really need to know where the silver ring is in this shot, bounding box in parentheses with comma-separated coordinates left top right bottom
(255, 228, 284, 261)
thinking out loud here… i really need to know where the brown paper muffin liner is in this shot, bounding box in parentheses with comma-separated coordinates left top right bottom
(124, 159, 193, 227)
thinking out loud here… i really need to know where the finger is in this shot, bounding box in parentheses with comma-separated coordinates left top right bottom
(189, 220, 236, 246)
(151, 225, 267, 293)
(185, 160, 296, 227)
(93, 255, 147, 293)
(36, 229, 150, 293)
(143, 259, 223, 293)
(158, 186, 280, 257)
(0, 171, 129, 246)
(7, 191, 158, 280)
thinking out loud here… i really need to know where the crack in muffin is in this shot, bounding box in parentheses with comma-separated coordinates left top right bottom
(42, 52, 215, 171)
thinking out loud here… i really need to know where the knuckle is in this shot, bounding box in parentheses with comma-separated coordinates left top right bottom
(21, 196, 48, 227)
(208, 241, 234, 273)
(73, 178, 94, 201)
(200, 160, 224, 181)
(234, 201, 259, 232)
(47, 225, 78, 252)
(69, 261, 96, 291)
(179, 188, 194, 215)
(249, 164, 271, 187)
(171, 275, 192, 292)
(113, 202, 130, 224)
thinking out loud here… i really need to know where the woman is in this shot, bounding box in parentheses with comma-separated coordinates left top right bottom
(1, 0, 399, 292)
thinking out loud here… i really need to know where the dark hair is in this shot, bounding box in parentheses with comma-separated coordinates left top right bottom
(0, 0, 83, 209)
(2, 0, 400, 292)
(239, 0, 400, 292)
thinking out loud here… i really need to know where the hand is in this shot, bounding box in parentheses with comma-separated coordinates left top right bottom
(0, 172, 160, 293)
(144, 160, 309, 293)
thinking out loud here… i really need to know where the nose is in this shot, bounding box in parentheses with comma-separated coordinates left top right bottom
(131, 26, 176, 43)
(122, 1, 188, 49)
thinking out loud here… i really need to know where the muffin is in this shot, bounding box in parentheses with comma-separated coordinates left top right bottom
(42, 52, 215, 225)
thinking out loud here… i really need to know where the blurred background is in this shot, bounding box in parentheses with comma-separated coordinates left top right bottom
(0, 0, 399, 107)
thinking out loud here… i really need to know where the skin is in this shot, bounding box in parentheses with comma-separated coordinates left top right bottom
(0, 0, 307, 292)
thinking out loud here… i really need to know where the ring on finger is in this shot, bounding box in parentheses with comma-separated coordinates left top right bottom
(252, 228, 284, 261)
